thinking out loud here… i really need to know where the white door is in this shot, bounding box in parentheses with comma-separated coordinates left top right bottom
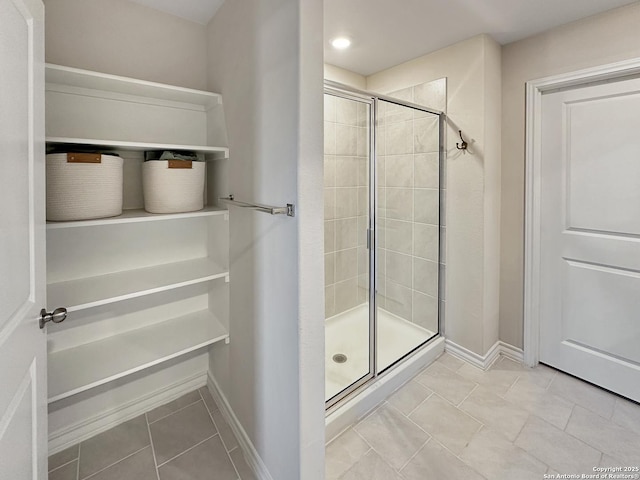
(0, 0, 48, 478)
(539, 74, 640, 402)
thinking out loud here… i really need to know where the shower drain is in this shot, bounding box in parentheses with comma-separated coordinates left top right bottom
(332, 353, 348, 364)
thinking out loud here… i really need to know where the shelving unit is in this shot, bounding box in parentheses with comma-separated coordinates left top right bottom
(44, 62, 231, 432)
(48, 310, 228, 403)
(46, 137, 229, 159)
(48, 258, 228, 312)
(47, 206, 228, 229)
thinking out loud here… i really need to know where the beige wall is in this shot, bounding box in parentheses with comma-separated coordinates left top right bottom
(207, 0, 325, 478)
(324, 63, 366, 89)
(500, 2, 640, 348)
(43, 0, 208, 90)
(367, 34, 502, 356)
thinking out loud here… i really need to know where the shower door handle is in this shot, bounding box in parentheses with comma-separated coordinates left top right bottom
(367, 228, 372, 250)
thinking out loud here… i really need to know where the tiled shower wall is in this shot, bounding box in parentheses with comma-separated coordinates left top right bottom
(324, 79, 446, 328)
(377, 78, 446, 333)
(324, 95, 370, 318)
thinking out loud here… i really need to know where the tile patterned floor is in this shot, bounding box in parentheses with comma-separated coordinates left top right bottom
(48, 387, 256, 480)
(326, 353, 640, 480)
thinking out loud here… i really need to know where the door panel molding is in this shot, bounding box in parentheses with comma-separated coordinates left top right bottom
(524, 56, 640, 367)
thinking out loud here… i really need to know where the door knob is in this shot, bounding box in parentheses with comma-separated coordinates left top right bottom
(39, 307, 67, 329)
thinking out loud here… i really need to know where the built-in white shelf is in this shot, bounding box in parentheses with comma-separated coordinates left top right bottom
(47, 310, 228, 403)
(48, 258, 228, 313)
(47, 206, 228, 230)
(45, 63, 221, 109)
(46, 137, 229, 159)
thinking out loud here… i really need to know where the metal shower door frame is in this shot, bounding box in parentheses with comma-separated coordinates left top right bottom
(324, 81, 445, 411)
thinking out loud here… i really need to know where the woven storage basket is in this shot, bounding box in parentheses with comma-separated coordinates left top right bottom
(46, 153, 123, 221)
(142, 160, 205, 214)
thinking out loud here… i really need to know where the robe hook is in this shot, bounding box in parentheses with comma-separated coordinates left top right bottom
(456, 130, 468, 150)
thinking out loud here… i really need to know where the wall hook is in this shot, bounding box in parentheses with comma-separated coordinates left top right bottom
(456, 130, 468, 150)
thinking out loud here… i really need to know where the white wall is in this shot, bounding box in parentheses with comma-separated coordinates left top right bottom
(500, 2, 640, 348)
(43, 0, 208, 90)
(366, 35, 502, 356)
(206, 0, 325, 479)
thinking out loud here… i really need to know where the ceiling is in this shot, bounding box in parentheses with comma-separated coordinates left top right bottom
(324, 0, 639, 75)
(128, 0, 225, 25)
(128, 0, 638, 76)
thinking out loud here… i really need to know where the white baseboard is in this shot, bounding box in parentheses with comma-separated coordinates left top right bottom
(445, 339, 523, 370)
(48, 372, 207, 455)
(206, 373, 273, 480)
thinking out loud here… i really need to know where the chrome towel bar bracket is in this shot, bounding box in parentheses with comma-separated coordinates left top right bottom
(219, 195, 295, 217)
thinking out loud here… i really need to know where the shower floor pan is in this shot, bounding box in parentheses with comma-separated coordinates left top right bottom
(325, 304, 434, 401)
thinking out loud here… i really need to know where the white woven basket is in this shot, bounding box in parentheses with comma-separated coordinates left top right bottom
(142, 160, 205, 214)
(46, 153, 123, 221)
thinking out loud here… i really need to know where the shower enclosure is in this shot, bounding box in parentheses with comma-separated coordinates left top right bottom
(324, 82, 443, 408)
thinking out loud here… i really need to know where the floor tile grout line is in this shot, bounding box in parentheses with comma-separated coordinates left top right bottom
(455, 382, 479, 408)
(404, 391, 434, 418)
(501, 372, 522, 397)
(48, 457, 78, 475)
(145, 412, 161, 480)
(155, 433, 218, 469)
(81, 445, 150, 480)
(198, 389, 243, 479)
(435, 430, 493, 479)
(397, 436, 432, 472)
(147, 398, 204, 425)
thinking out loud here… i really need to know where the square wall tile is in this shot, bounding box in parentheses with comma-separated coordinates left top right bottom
(413, 258, 438, 297)
(357, 127, 369, 157)
(335, 248, 357, 283)
(324, 188, 336, 220)
(386, 121, 413, 155)
(414, 189, 439, 225)
(325, 286, 335, 318)
(324, 94, 337, 122)
(324, 156, 336, 187)
(336, 156, 359, 187)
(412, 292, 438, 332)
(324, 121, 336, 155)
(413, 78, 447, 113)
(414, 153, 439, 189)
(335, 188, 358, 218)
(413, 223, 438, 261)
(325, 253, 335, 286)
(335, 277, 359, 314)
(386, 251, 413, 288)
(414, 116, 439, 153)
(335, 218, 358, 250)
(386, 188, 413, 221)
(385, 281, 412, 321)
(325, 220, 336, 253)
(336, 125, 358, 156)
(385, 219, 413, 255)
(336, 97, 358, 126)
(385, 155, 414, 187)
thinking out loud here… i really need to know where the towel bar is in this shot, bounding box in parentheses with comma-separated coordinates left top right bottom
(219, 195, 295, 217)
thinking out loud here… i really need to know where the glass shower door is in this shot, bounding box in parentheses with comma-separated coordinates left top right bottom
(376, 98, 440, 372)
(324, 91, 373, 405)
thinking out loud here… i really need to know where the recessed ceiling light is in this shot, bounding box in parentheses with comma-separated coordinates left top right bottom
(331, 37, 351, 50)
